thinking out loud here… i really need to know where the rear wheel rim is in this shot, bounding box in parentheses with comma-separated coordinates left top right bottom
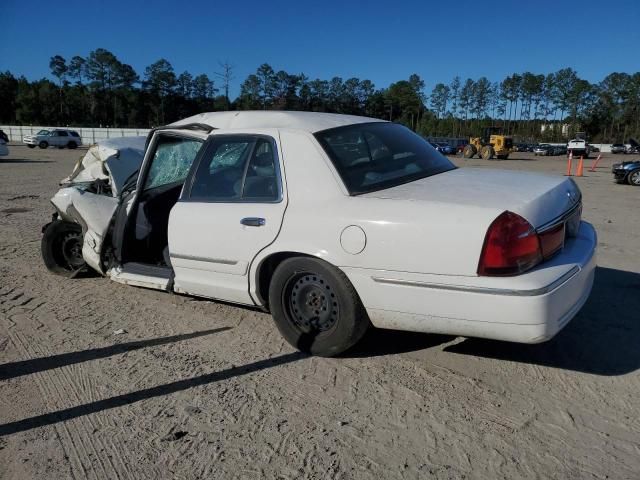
(58, 231, 84, 270)
(631, 171, 640, 185)
(284, 271, 339, 333)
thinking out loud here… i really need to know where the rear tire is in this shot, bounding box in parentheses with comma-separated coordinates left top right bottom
(41, 220, 86, 277)
(463, 145, 477, 159)
(480, 145, 494, 160)
(38, 141, 48, 149)
(268, 257, 370, 357)
(27, 144, 36, 149)
(67, 141, 78, 149)
(628, 170, 640, 186)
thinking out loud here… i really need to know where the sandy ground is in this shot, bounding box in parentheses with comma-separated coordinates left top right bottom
(0, 144, 639, 480)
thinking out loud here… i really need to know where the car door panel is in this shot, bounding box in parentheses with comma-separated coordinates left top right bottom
(168, 130, 287, 305)
(108, 131, 206, 289)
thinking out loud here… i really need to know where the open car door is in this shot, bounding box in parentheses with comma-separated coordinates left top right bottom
(109, 130, 207, 290)
(168, 130, 287, 305)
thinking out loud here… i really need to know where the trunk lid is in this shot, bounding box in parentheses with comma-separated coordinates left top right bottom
(361, 168, 581, 229)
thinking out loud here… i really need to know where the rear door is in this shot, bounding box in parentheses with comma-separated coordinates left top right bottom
(54, 130, 68, 146)
(168, 131, 287, 304)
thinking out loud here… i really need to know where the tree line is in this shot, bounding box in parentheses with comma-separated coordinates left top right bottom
(0, 48, 638, 142)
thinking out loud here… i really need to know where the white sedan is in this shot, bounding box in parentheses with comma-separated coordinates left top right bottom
(42, 111, 597, 356)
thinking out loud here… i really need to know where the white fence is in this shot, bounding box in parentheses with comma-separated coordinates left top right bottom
(0, 125, 151, 144)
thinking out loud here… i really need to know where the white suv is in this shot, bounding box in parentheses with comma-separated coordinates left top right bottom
(23, 129, 82, 149)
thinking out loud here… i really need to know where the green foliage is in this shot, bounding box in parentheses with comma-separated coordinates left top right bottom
(5, 52, 640, 142)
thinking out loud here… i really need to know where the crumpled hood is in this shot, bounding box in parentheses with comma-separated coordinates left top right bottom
(62, 136, 146, 196)
(362, 168, 581, 228)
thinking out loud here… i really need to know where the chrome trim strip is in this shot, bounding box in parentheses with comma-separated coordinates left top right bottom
(371, 266, 580, 297)
(536, 199, 582, 233)
(170, 253, 238, 265)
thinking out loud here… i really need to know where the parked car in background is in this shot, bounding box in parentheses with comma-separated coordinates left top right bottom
(626, 138, 640, 154)
(40, 111, 596, 356)
(611, 143, 626, 154)
(23, 129, 82, 149)
(0, 138, 8, 157)
(612, 160, 640, 186)
(429, 142, 453, 155)
(567, 135, 590, 158)
(436, 142, 456, 155)
(552, 145, 567, 156)
(533, 144, 552, 156)
(457, 143, 467, 154)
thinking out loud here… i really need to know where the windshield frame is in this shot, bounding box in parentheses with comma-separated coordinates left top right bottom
(314, 122, 456, 195)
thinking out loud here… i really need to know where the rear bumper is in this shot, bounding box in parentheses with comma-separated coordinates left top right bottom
(343, 221, 597, 343)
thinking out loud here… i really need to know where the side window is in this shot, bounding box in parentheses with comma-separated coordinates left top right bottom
(144, 135, 203, 191)
(190, 136, 279, 202)
(58, 130, 69, 137)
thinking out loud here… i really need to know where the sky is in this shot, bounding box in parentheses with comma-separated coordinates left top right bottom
(1, 0, 639, 98)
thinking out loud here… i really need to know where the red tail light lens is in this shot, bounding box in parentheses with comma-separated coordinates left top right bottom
(539, 223, 565, 259)
(478, 211, 542, 276)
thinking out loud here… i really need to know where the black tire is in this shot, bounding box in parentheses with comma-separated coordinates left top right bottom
(38, 141, 48, 149)
(67, 141, 78, 149)
(268, 257, 370, 357)
(41, 220, 86, 277)
(628, 170, 640, 186)
(27, 144, 36, 149)
(480, 145, 494, 160)
(462, 144, 477, 159)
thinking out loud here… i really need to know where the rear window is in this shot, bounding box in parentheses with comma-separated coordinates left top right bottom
(315, 123, 455, 195)
(69, 131, 80, 137)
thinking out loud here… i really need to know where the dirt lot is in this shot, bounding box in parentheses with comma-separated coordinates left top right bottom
(1, 144, 639, 480)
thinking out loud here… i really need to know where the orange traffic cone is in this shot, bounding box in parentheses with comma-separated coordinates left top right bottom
(589, 154, 602, 172)
(565, 156, 573, 176)
(576, 156, 584, 177)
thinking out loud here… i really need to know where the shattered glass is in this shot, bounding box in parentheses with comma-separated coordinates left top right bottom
(145, 138, 202, 190)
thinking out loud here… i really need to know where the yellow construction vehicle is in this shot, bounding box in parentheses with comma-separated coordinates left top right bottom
(462, 126, 513, 160)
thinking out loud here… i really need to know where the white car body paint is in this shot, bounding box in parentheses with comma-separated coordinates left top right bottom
(168, 127, 288, 304)
(47, 111, 597, 345)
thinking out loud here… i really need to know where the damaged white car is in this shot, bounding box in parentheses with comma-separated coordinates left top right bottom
(42, 111, 597, 356)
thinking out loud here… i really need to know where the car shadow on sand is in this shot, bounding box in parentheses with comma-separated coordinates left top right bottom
(0, 327, 232, 382)
(344, 329, 455, 357)
(444, 266, 640, 376)
(0, 350, 307, 437)
(0, 158, 53, 164)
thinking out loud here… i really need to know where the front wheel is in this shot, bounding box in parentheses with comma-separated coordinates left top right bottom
(38, 141, 48, 149)
(41, 220, 86, 276)
(462, 145, 477, 159)
(27, 144, 36, 149)
(628, 170, 640, 186)
(268, 257, 370, 356)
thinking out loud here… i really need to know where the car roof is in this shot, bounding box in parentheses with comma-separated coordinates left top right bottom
(170, 111, 387, 133)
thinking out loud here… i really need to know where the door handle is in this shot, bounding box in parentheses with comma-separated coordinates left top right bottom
(241, 217, 266, 227)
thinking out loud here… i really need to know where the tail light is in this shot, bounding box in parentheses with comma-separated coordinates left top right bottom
(478, 211, 542, 276)
(538, 223, 565, 259)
